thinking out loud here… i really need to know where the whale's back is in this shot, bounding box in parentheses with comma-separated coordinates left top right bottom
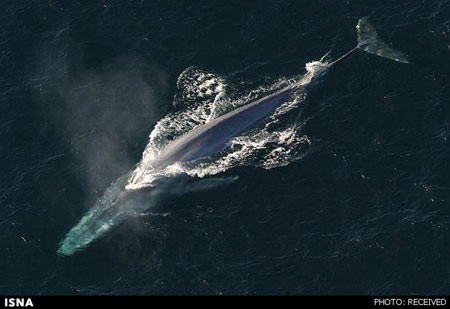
(152, 87, 292, 169)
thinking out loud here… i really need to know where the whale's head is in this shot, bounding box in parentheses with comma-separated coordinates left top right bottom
(57, 175, 146, 256)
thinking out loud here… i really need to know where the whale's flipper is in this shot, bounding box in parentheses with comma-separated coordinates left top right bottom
(357, 17, 409, 63)
(182, 176, 239, 193)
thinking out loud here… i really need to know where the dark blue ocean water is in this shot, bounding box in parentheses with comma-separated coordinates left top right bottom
(1, 0, 450, 295)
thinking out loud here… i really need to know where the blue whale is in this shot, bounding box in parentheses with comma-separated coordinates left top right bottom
(151, 89, 292, 169)
(58, 18, 408, 255)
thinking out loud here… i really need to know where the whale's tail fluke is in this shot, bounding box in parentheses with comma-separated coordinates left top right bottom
(327, 18, 409, 67)
(356, 17, 409, 63)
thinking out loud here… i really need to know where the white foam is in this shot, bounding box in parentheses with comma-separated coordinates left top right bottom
(126, 60, 327, 190)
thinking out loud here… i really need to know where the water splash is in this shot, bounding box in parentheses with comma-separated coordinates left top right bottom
(126, 59, 328, 190)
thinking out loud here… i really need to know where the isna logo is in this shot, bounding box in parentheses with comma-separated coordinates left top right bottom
(4, 298, 33, 307)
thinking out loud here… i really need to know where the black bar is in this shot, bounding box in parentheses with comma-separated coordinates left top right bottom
(0, 296, 449, 308)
